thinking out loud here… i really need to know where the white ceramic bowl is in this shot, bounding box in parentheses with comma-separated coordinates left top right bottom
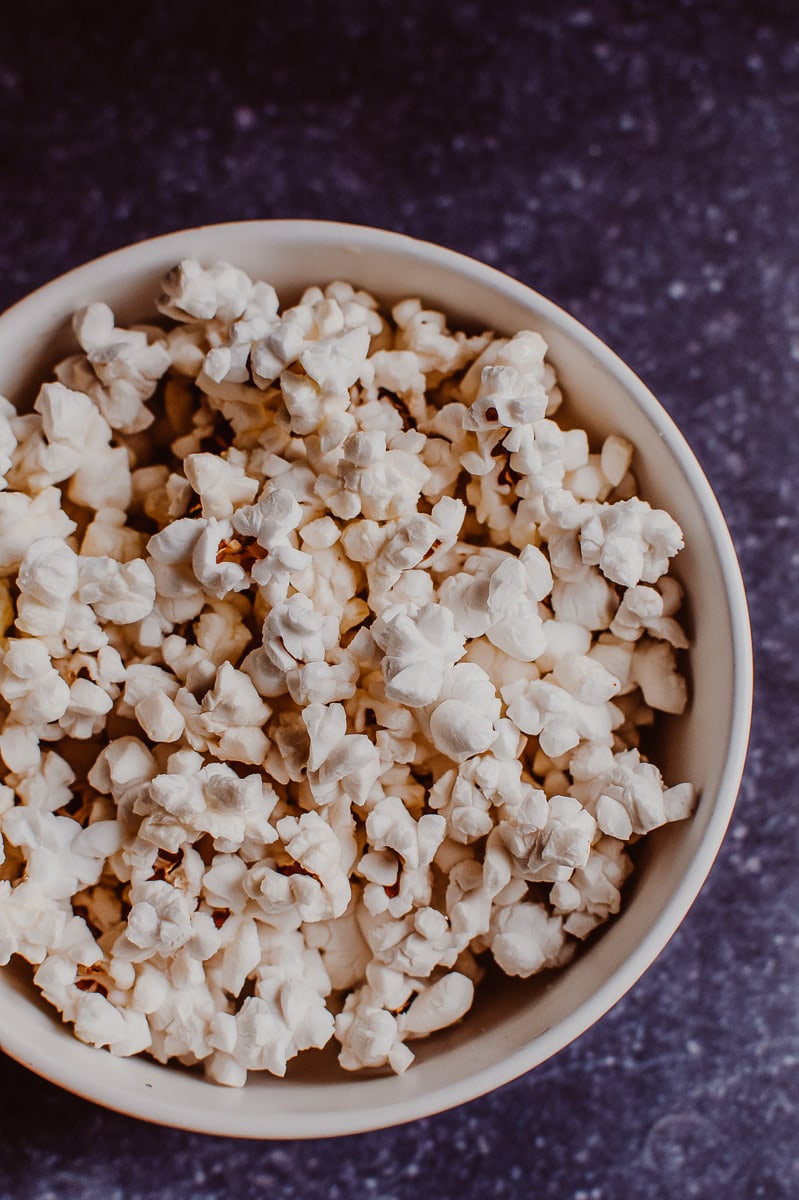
(0, 220, 752, 1138)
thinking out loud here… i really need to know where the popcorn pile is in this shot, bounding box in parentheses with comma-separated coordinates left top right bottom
(0, 260, 695, 1083)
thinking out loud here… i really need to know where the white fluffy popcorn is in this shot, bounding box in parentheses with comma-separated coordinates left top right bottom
(0, 487, 76, 575)
(0, 261, 694, 1085)
(63, 302, 171, 433)
(372, 602, 465, 708)
(0, 637, 71, 725)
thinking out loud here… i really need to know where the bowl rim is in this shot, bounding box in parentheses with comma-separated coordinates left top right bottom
(0, 218, 753, 1137)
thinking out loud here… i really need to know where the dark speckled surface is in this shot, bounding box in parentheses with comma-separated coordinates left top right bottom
(1, 1, 797, 1196)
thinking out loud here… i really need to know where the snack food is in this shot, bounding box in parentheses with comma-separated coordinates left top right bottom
(0, 260, 694, 1084)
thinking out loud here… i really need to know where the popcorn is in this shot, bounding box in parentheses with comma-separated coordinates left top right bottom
(440, 545, 552, 659)
(487, 902, 569, 978)
(262, 593, 339, 673)
(144, 962, 218, 1063)
(65, 303, 171, 433)
(209, 976, 334, 1081)
(137, 759, 279, 853)
(59, 677, 114, 739)
(81, 508, 146, 562)
(365, 797, 446, 872)
(229, 489, 311, 603)
(0, 397, 17, 488)
(573, 746, 696, 838)
(177, 661, 271, 764)
(274, 811, 351, 920)
(430, 757, 511, 844)
(14, 538, 80, 641)
(366, 497, 465, 597)
(335, 983, 414, 1073)
(401, 972, 474, 1038)
(464, 357, 549, 432)
(158, 258, 258, 323)
(39, 382, 132, 510)
(72, 992, 152, 1058)
(631, 639, 689, 714)
(609, 578, 688, 647)
(550, 835, 634, 938)
(7, 383, 132, 512)
(78, 555, 156, 624)
(113, 880, 196, 961)
(183, 452, 259, 519)
(1, 805, 123, 902)
(372, 602, 465, 708)
(0, 262, 694, 1087)
(393, 298, 476, 375)
(579, 497, 684, 588)
(306, 732, 381, 809)
(427, 662, 501, 762)
(0, 638, 70, 725)
(370, 905, 455, 978)
(445, 830, 513, 944)
(500, 792, 596, 883)
(0, 488, 76, 575)
(300, 325, 371, 390)
(503, 660, 622, 758)
(191, 517, 252, 599)
(334, 430, 431, 521)
(303, 902, 371, 991)
(0, 879, 72, 966)
(88, 737, 158, 826)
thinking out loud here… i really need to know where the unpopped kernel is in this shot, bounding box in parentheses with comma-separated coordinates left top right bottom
(0, 261, 694, 1082)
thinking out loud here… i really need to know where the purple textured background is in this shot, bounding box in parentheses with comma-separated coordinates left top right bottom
(1, 1, 797, 1196)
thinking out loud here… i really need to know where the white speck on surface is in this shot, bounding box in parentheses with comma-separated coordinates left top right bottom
(233, 106, 257, 130)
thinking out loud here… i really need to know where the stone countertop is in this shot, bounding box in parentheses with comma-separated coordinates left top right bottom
(0, 1, 797, 1197)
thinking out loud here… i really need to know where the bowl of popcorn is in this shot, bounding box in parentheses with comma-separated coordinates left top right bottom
(0, 220, 751, 1137)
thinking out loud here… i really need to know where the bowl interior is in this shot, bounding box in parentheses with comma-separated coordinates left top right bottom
(0, 221, 752, 1137)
